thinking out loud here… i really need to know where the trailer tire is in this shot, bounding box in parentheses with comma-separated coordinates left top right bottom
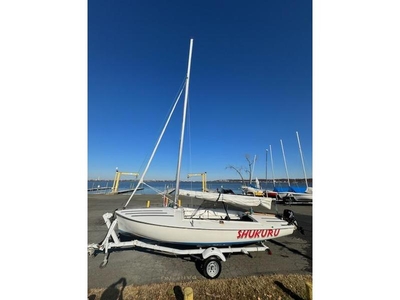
(203, 256, 222, 279)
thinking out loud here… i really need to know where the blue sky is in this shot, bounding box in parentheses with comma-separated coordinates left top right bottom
(88, 0, 312, 181)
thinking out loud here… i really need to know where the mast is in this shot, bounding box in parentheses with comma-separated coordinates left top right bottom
(265, 149, 268, 189)
(250, 154, 257, 184)
(296, 131, 308, 189)
(122, 79, 186, 209)
(280, 139, 291, 187)
(122, 39, 192, 209)
(269, 145, 276, 188)
(174, 38, 194, 206)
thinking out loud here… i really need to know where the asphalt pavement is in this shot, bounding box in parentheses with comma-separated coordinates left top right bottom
(87, 193, 312, 289)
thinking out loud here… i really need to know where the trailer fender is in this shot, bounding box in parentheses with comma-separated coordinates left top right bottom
(201, 247, 226, 262)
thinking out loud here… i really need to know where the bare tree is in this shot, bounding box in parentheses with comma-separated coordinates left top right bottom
(245, 154, 256, 184)
(227, 154, 257, 186)
(226, 165, 245, 185)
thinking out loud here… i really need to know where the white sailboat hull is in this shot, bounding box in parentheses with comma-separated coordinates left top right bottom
(283, 190, 313, 202)
(116, 207, 296, 247)
(279, 187, 313, 202)
(290, 193, 313, 202)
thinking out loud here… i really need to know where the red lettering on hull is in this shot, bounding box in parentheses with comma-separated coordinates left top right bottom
(237, 229, 281, 239)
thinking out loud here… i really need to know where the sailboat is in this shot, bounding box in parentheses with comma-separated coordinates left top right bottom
(286, 131, 312, 202)
(270, 140, 293, 200)
(99, 39, 302, 249)
(241, 155, 271, 197)
(264, 149, 278, 198)
(241, 155, 261, 196)
(269, 144, 285, 198)
(278, 136, 312, 203)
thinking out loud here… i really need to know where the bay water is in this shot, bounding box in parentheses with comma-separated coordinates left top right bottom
(87, 180, 309, 195)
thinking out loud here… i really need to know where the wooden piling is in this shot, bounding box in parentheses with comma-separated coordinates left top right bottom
(305, 281, 312, 300)
(183, 287, 193, 300)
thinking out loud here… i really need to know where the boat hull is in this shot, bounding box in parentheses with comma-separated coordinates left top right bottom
(242, 186, 278, 198)
(115, 207, 295, 247)
(283, 192, 312, 202)
(266, 191, 278, 198)
(291, 193, 312, 202)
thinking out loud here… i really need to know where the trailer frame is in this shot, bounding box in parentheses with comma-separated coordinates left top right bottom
(88, 212, 272, 279)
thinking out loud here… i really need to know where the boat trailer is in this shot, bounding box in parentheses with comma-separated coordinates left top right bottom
(88, 212, 272, 279)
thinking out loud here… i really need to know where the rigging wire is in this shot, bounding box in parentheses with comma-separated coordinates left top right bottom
(123, 77, 188, 209)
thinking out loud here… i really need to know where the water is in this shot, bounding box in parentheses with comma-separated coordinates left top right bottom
(87, 179, 311, 195)
(87, 180, 244, 195)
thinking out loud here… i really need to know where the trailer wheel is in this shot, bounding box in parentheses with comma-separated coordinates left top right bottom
(203, 256, 222, 279)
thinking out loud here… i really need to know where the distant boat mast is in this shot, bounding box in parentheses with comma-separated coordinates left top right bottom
(269, 145, 276, 188)
(265, 149, 268, 188)
(280, 139, 291, 187)
(296, 131, 308, 189)
(250, 154, 257, 184)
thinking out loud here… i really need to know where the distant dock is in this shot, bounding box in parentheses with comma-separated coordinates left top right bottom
(87, 186, 110, 192)
(87, 187, 143, 194)
(114, 187, 143, 194)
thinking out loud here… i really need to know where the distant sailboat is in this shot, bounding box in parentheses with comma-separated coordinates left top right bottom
(241, 155, 264, 197)
(264, 148, 278, 198)
(270, 141, 292, 199)
(287, 131, 312, 202)
(255, 177, 260, 189)
(279, 134, 312, 203)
